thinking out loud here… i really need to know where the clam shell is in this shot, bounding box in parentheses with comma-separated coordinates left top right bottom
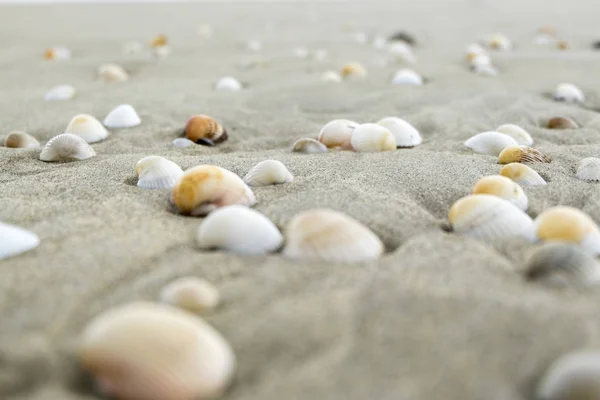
(196, 205, 283, 254)
(376, 117, 421, 148)
(44, 47, 70, 61)
(79, 302, 235, 400)
(97, 63, 129, 82)
(577, 157, 600, 181)
(136, 156, 184, 190)
(0, 222, 39, 260)
(318, 119, 357, 150)
(173, 138, 195, 148)
(486, 33, 512, 50)
(215, 76, 242, 92)
(548, 117, 579, 130)
(496, 124, 534, 146)
(243, 160, 293, 187)
(292, 138, 328, 154)
(103, 104, 141, 129)
(500, 163, 547, 186)
(171, 165, 256, 216)
(44, 84, 75, 101)
(533, 206, 600, 255)
(340, 62, 367, 79)
(283, 209, 384, 263)
(160, 277, 220, 313)
(321, 70, 342, 83)
(350, 123, 396, 152)
(391, 68, 423, 85)
(498, 145, 552, 164)
(4, 132, 40, 149)
(184, 115, 227, 146)
(39, 133, 96, 162)
(472, 175, 528, 210)
(65, 114, 109, 144)
(464, 131, 518, 156)
(536, 351, 600, 400)
(553, 83, 584, 103)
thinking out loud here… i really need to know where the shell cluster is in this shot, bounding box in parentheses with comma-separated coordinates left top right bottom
(39, 134, 96, 162)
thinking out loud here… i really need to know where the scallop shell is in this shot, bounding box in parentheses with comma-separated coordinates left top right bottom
(103, 104, 141, 129)
(97, 63, 129, 82)
(536, 351, 600, 400)
(340, 62, 367, 79)
(292, 138, 328, 154)
(243, 160, 293, 187)
(464, 131, 518, 156)
(376, 117, 421, 148)
(486, 33, 512, 50)
(79, 302, 235, 400)
(65, 114, 109, 144)
(44, 47, 70, 61)
(472, 175, 528, 210)
(150, 34, 168, 47)
(448, 194, 534, 242)
(196, 205, 283, 254)
(547, 117, 579, 130)
(39, 133, 96, 162)
(4, 132, 40, 149)
(136, 156, 184, 190)
(350, 123, 396, 152)
(44, 84, 75, 101)
(173, 138, 195, 148)
(553, 83, 584, 103)
(171, 165, 256, 216)
(282, 209, 384, 263)
(321, 70, 342, 83)
(387, 42, 417, 64)
(184, 115, 227, 146)
(496, 124, 534, 146)
(500, 163, 547, 186)
(533, 207, 600, 255)
(391, 68, 423, 86)
(577, 157, 600, 181)
(498, 145, 552, 164)
(159, 277, 220, 313)
(318, 119, 358, 150)
(215, 77, 242, 92)
(0, 222, 40, 260)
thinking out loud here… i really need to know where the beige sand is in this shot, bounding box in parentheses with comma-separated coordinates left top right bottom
(2, 1, 600, 399)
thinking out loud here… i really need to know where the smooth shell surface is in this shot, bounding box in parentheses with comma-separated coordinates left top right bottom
(472, 175, 528, 210)
(500, 163, 547, 186)
(243, 160, 293, 187)
(39, 134, 96, 162)
(391, 68, 423, 85)
(185, 115, 227, 146)
(498, 145, 552, 164)
(4, 132, 40, 149)
(292, 138, 328, 154)
(65, 114, 109, 144)
(318, 119, 357, 150)
(44, 84, 75, 101)
(464, 131, 518, 156)
(160, 277, 220, 313)
(533, 207, 600, 255)
(340, 62, 367, 79)
(0, 222, 40, 260)
(536, 351, 600, 400)
(97, 63, 129, 82)
(173, 138, 195, 148)
(215, 77, 242, 92)
(136, 156, 184, 190)
(553, 83, 584, 103)
(577, 158, 600, 181)
(350, 123, 396, 152)
(103, 104, 141, 129)
(547, 117, 579, 130)
(376, 117, 421, 147)
(496, 124, 534, 146)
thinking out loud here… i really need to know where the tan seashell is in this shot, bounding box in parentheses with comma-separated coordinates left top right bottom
(65, 114, 109, 144)
(376, 117, 421, 148)
(184, 115, 227, 146)
(292, 138, 328, 154)
(0, 222, 40, 260)
(136, 156, 184, 190)
(498, 145, 551, 164)
(171, 165, 256, 216)
(318, 119, 357, 150)
(340, 62, 367, 79)
(39, 133, 96, 162)
(160, 277, 220, 313)
(536, 351, 600, 400)
(553, 83, 584, 103)
(577, 157, 600, 181)
(465, 43, 488, 62)
(243, 160, 293, 187)
(500, 163, 547, 186)
(464, 131, 518, 156)
(79, 302, 235, 400)
(472, 175, 528, 210)
(533, 207, 600, 255)
(547, 117, 579, 130)
(150, 34, 168, 48)
(44, 47, 70, 61)
(4, 132, 40, 149)
(496, 124, 533, 146)
(97, 63, 129, 82)
(350, 123, 396, 152)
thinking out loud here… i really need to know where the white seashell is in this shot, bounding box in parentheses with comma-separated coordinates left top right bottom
(321, 70, 342, 83)
(472, 63, 498, 77)
(243, 160, 293, 187)
(465, 43, 488, 61)
(448, 194, 534, 242)
(472, 175, 528, 210)
(39, 133, 96, 162)
(44, 47, 70, 61)
(469, 53, 492, 68)
(159, 277, 220, 313)
(246, 39, 262, 51)
(196, 205, 283, 255)
(464, 131, 518, 156)
(496, 124, 533, 146)
(153, 45, 171, 58)
(173, 138, 195, 148)
(4, 132, 40, 149)
(553, 83, 584, 103)
(498, 145, 552, 164)
(283, 209, 384, 263)
(486, 33, 512, 50)
(391, 68, 423, 85)
(313, 49, 328, 61)
(388, 42, 417, 64)
(65, 114, 109, 144)
(136, 156, 184, 190)
(372, 35, 386, 49)
(376, 117, 421, 148)
(97, 63, 129, 82)
(0, 222, 39, 260)
(122, 41, 142, 55)
(44, 84, 75, 101)
(340, 62, 368, 79)
(577, 157, 600, 181)
(536, 351, 600, 400)
(292, 138, 327, 154)
(500, 163, 547, 186)
(292, 47, 309, 59)
(215, 76, 242, 92)
(350, 123, 396, 152)
(533, 207, 600, 255)
(103, 104, 141, 129)
(318, 119, 358, 149)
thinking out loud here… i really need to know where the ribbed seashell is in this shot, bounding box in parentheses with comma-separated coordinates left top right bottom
(136, 156, 184, 190)
(464, 131, 518, 156)
(391, 68, 423, 85)
(79, 302, 235, 400)
(387, 42, 417, 64)
(44, 84, 75, 101)
(282, 209, 384, 263)
(340, 62, 367, 79)
(471, 63, 498, 77)
(448, 194, 534, 242)
(150, 34, 168, 47)
(171, 165, 256, 216)
(173, 138, 195, 148)
(577, 157, 600, 181)
(4, 132, 40, 149)
(498, 145, 552, 164)
(533, 207, 600, 255)
(486, 33, 512, 50)
(0, 222, 40, 260)
(321, 70, 342, 83)
(65, 114, 109, 144)
(318, 119, 358, 150)
(215, 76, 242, 92)
(160, 277, 220, 313)
(39, 133, 96, 162)
(103, 104, 141, 129)
(472, 175, 528, 210)
(97, 63, 129, 82)
(44, 47, 70, 61)
(553, 83, 584, 103)
(184, 115, 227, 146)
(547, 117, 579, 130)
(500, 163, 547, 186)
(243, 160, 293, 187)
(525, 243, 600, 288)
(496, 124, 534, 146)
(536, 351, 600, 400)
(196, 205, 283, 254)
(376, 117, 421, 148)
(350, 123, 396, 152)
(292, 138, 327, 154)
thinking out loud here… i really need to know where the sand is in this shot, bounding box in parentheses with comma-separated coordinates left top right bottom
(2, 0, 600, 398)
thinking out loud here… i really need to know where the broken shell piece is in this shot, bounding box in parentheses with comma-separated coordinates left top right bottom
(184, 115, 227, 146)
(196, 205, 283, 255)
(103, 104, 141, 129)
(547, 117, 579, 130)
(472, 175, 528, 210)
(500, 163, 547, 186)
(498, 145, 552, 164)
(160, 277, 220, 313)
(376, 117, 421, 148)
(283, 209, 384, 263)
(243, 160, 293, 187)
(65, 114, 109, 144)
(391, 68, 423, 85)
(496, 124, 534, 146)
(536, 351, 600, 400)
(321, 70, 342, 83)
(173, 138, 195, 148)
(318, 119, 358, 150)
(577, 157, 600, 181)
(4, 132, 40, 149)
(350, 123, 396, 152)
(0, 222, 40, 260)
(292, 138, 327, 154)
(340, 62, 367, 79)
(97, 63, 129, 82)
(39, 133, 96, 162)
(215, 76, 242, 92)
(464, 131, 518, 156)
(486, 33, 512, 50)
(44, 84, 75, 101)
(553, 83, 584, 103)
(136, 156, 184, 190)
(44, 47, 70, 61)
(533, 207, 600, 255)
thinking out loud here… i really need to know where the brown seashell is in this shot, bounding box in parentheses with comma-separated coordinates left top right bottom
(547, 117, 579, 130)
(150, 34, 168, 47)
(184, 115, 227, 146)
(4, 131, 40, 149)
(498, 145, 552, 164)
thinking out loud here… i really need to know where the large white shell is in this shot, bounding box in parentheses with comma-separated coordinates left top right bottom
(292, 138, 328, 154)
(472, 175, 528, 210)
(65, 114, 109, 144)
(500, 163, 547, 186)
(97, 63, 129, 82)
(0, 222, 39, 260)
(577, 157, 600, 181)
(159, 277, 220, 313)
(103, 104, 141, 129)
(39, 133, 96, 162)
(136, 156, 184, 190)
(215, 77, 242, 92)
(536, 351, 600, 400)
(533, 207, 600, 255)
(243, 160, 293, 187)
(464, 131, 518, 156)
(350, 123, 396, 152)
(496, 124, 534, 146)
(553, 83, 584, 103)
(318, 119, 358, 150)
(391, 68, 423, 86)
(44, 84, 75, 101)
(376, 117, 421, 148)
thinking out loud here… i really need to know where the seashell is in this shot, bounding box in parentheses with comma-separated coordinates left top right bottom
(39, 133, 96, 162)
(340, 62, 367, 79)
(471, 63, 498, 77)
(498, 145, 552, 164)
(465, 43, 488, 62)
(387, 42, 417, 64)
(448, 194, 534, 242)
(196, 205, 283, 254)
(391, 68, 423, 85)
(533, 207, 600, 255)
(197, 24, 213, 39)
(173, 138, 195, 148)
(577, 157, 600, 181)
(65, 114, 109, 144)
(97, 63, 129, 82)
(282, 209, 384, 263)
(171, 165, 256, 216)
(246, 39, 262, 52)
(136, 156, 184, 190)
(500, 163, 547, 186)
(314, 49, 328, 61)
(103, 104, 141, 129)
(215, 76, 242, 92)
(557, 40, 570, 50)
(44, 47, 70, 61)
(292, 138, 328, 154)
(388, 31, 416, 46)
(0, 222, 39, 260)
(4, 131, 40, 149)
(486, 33, 511, 50)
(525, 243, 600, 288)
(536, 351, 600, 400)
(468, 53, 492, 68)
(318, 119, 358, 150)
(464, 131, 518, 156)
(44, 84, 75, 101)
(159, 277, 220, 313)
(496, 124, 534, 146)
(122, 40, 142, 55)
(150, 34, 168, 47)
(79, 302, 235, 400)
(321, 70, 342, 83)
(292, 46, 309, 59)
(184, 115, 227, 146)
(376, 117, 421, 148)
(553, 83, 584, 103)
(472, 175, 528, 210)
(350, 123, 396, 152)
(547, 117, 579, 130)
(243, 160, 293, 187)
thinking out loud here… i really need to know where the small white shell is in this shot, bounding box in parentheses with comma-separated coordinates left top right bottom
(496, 124, 534, 146)
(173, 138, 195, 148)
(486, 33, 512, 50)
(533, 207, 600, 255)
(159, 277, 220, 313)
(553, 83, 584, 103)
(44, 84, 75, 101)
(318, 119, 358, 150)
(44, 46, 71, 61)
(464, 131, 518, 156)
(376, 117, 421, 148)
(577, 157, 600, 181)
(292, 138, 328, 154)
(4, 132, 40, 149)
(65, 114, 109, 144)
(215, 76, 242, 92)
(350, 123, 396, 152)
(103, 104, 141, 129)
(321, 70, 342, 83)
(243, 160, 293, 187)
(0, 222, 40, 260)
(472, 175, 528, 210)
(536, 351, 600, 400)
(387, 41, 417, 64)
(196, 205, 283, 255)
(97, 63, 129, 82)
(39, 134, 96, 162)
(391, 68, 423, 86)
(136, 156, 184, 190)
(500, 163, 547, 186)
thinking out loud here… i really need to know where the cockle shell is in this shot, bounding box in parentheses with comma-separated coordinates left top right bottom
(79, 302, 235, 400)
(160, 277, 220, 313)
(171, 165, 256, 216)
(486, 33, 512, 50)
(577, 157, 600, 181)
(464, 131, 518, 156)
(553, 83, 584, 103)
(498, 145, 552, 164)
(547, 117, 579, 130)
(136, 156, 184, 190)
(103, 104, 141, 129)
(44, 47, 70, 61)
(150, 34, 168, 47)
(44, 84, 75, 101)
(496, 124, 534, 146)
(173, 138, 195, 148)
(215, 77, 242, 92)
(196, 205, 283, 254)
(65, 114, 109, 144)
(533, 207, 600, 255)
(184, 115, 227, 146)
(4, 132, 40, 149)
(391, 68, 423, 86)
(376, 117, 421, 148)
(318, 119, 358, 150)
(282, 209, 384, 263)
(472, 175, 528, 210)
(448, 194, 534, 242)
(350, 123, 396, 152)
(500, 163, 547, 186)
(340, 62, 368, 79)
(536, 351, 600, 400)
(292, 138, 328, 154)
(39, 133, 96, 162)
(243, 160, 293, 187)
(321, 71, 342, 83)
(0, 222, 40, 260)
(97, 63, 129, 82)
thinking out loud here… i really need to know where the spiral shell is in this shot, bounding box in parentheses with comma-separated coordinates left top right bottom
(350, 123, 396, 152)
(376, 117, 421, 148)
(292, 138, 328, 154)
(39, 134, 96, 162)
(4, 132, 40, 149)
(243, 160, 293, 187)
(136, 156, 184, 190)
(500, 163, 547, 186)
(498, 145, 551, 164)
(318, 119, 357, 150)
(184, 115, 227, 146)
(472, 175, 528, 210)
(496, 124, 533, 146)
(160, 277, 220, 313)
(464, 131, 518, 156)
(65, 114, 109, 144)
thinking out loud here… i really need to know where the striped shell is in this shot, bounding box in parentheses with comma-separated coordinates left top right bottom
(576, 158, 600, 181)
(136, 156, 184, 190)
(243, 160, 293, 187)
(498, 146, 552, 164)
(39, 134, 96, 162)
(184, 115, 227, 146)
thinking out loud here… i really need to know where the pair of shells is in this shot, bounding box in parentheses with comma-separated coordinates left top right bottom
(0, 222, 39, 260)
(65, 114, 109, 144)
(553, 83, 584, 103)
(464, 125, 533, 156)
(97, 63, 129, 82)
(136, 156, 184, 190)
(340, 62, 368, 79)
(391, 69, 423, 86)
(472, 175, 528, 210)
(44, 46, 70, 61)
(577, 157, 600, 181)
(533, 207, 600, 255)
(79, 302, 235, 400)
(500, 163, 547, 186)
(39, 134, 96, 162)
(184, 115, 227, 146)
(215, 77, 242, 92)
(104, 104, 141, 129)
(243, 160, 293, 187)
(160, 277, 220, 313)
(4, 132, 40, 149)
(45, 84, 75, 101)
(292, 138, 328, 154)
(536, 351, 600, 400)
